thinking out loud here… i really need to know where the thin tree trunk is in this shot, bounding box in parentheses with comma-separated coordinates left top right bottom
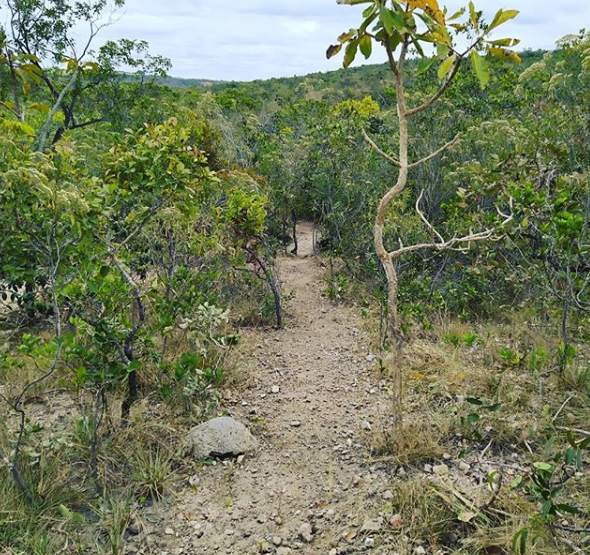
(560, 284, 571, 373)
(0, 444, 33, 503)
(291, 208, 298, 256)
(110, 252, 145, 418)
(37, 68, 79, 153)
(245, 246, 283, 329)
(374, 37, 409, 349)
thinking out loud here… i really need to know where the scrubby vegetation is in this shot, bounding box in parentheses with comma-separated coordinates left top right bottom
(1, 0, 589, 553)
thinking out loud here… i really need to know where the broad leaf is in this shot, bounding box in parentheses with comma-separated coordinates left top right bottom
(326, 44, 343, 59)
(488, 47, 522, 63)
(488, 9, 519, 33)
(359, 34, 373, 59)
(470, 50, 489, 89)
(343, 40, 359, 68)
(417, 56, 436, 74)
(437, 54, 456, 80)
(380, 6, 405, 35)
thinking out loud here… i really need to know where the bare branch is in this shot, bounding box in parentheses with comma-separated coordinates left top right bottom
(363, 128, 400, 167)
(390, 194, 514, 260)
(407, 57, 463, 117)
(408, 133, 461, 169)
(36, 68, 80, 152)
(415, 190, 444, 243)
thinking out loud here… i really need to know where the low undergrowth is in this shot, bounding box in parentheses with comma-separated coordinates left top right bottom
(365, 313, 590, 555)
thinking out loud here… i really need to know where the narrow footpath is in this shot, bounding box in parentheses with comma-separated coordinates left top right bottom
(141, 223, 396, 555)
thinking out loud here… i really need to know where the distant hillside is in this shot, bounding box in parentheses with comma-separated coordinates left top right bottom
(170, 49, 547, 109)
(157, 76, 224, 88)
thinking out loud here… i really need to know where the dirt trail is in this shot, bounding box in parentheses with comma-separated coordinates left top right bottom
(141, 223, 395, 555)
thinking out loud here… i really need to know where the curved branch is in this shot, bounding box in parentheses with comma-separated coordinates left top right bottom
(37, 68, 80, 152)
(406, 57, 463, 117)
(408, 133, 461, 169)
(363, 128, 401, 167)
(390, 195, 514, 260)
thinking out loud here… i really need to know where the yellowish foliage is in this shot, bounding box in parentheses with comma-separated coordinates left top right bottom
(407, 0, 445, 25)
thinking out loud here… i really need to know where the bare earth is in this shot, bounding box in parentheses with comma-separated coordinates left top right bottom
(139, 222, 396, 555)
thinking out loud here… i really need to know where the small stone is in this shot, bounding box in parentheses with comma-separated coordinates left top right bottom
(272, 536, 283, 546)
(361, 519, 382, 533)
(164, 527, 175, 536)
(352, 475, 362, 486)
(433, 464, 449, 476)
(459, 461, 471, 472)
(389, 514, 403, 530)
(187, 417, 257, 460)
(397, 466, 407, 477)
(415, 547, 427, 555)
(298, 522, 314, 543)
(277, 549, 292, 555)
(443, 453, 452, 460)
(326, 509, 336, 519)
(271, 386, 280, 394)
(382, 490, 394, 500)
(424, 464, 433, 473)
(366, 354, 377, 363)
(362, 421, 372, 431)
(365, 537, 376, 548)
(290, 420, 302, 428)
(127, 521, 140, 536)
(258, 540, 272, 553)
(225, 529, 235, 536)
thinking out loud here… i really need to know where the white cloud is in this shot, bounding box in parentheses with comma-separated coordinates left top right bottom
(68, 0, 590, 80)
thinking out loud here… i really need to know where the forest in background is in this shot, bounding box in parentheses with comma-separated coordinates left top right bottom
(1, 0, 590, 553)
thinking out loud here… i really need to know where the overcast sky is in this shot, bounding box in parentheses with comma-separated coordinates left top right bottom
(54, 1, 590, 81)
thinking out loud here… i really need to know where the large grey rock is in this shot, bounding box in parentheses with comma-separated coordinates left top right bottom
(187, 417, 257, 460)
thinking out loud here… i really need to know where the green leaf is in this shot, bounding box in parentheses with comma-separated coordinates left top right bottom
(359, 34, 373, 59)
(541, 499, 554, 515)
(417, 57, 436, 74)
(488, 9, 519, 32)
(470, 50, 489, 89)
(380, 6, 405, 35)
(486, 37, 520, 47)
(338, 29, 356, 43)
(468, 1, 479, 32)
(127, 360, 141, 373)
(359, 12, 378, 34)
(448, 7, 466, 21)
(437, 54, 456, 80)
(533, 461, 553, 472)
(513, 527, 529, 555)
(58, 505, 74, 519)
(556, 503, 579, 514)
(343, 40, 359, 68)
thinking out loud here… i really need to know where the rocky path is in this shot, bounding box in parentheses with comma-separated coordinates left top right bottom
(140, 223, 396, 555)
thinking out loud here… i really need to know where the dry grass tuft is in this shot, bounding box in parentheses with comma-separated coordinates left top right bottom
(369, 417, 447, 465)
